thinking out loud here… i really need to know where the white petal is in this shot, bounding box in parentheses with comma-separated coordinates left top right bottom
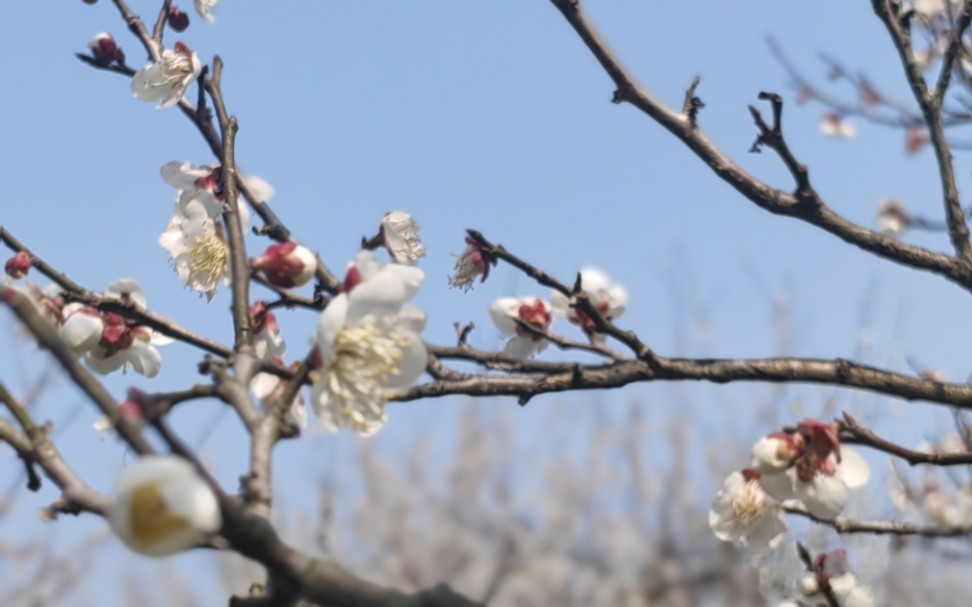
(489, 297, 522, 336)
(106, 279, 148, 309)
(60, 311, 103, 353)
(798, 474, 848, 520)
(835, 448, 870, 489)
(606, 284, 629, 320)
(396, 304, 428, 334)
(384, 336, 427, 389)
(758, 471, 797, 503)
(125, 342, 163, 378)
(316, 293, 349, 356)
(242, 173, 274, 202)
(250, 372, 279, 401)
(550, 290, 570, 317)
(347, 264, 424, 322)
(504, 336, 543, 358)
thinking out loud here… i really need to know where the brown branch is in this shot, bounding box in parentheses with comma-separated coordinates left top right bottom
(840, 411, 972, 465)
(872, 0, 972, 262)
(396, 354, 972, 410)
(934, 0, 972, 106)
(207, 56, 254, 354)
(151, 0, 173, 45)
(785, 504, 972, 537)
(547, 0, 972, 291)
(748, 92, 812, 196)
(0, 384, 110, 517)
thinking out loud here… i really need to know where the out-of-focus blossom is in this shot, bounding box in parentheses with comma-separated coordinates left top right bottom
(250, 242, 317, 289)
(876, 200, 911, 238)
(131, 42, 202, 109)
(93, 399, 144, 436)
(194, 0, 218, 23)
(311, 251, 426, 434)
(800, 549, 876, 607)
(708, 469, 786, 551)
(159, 197, 230, 300)
(59, 280, 172, 377)
(550, 268, 628, 339)
(381, 211, 425, 265)
(249, 302, 306, 428)
(819, 112, 856, 138)
(905, 127, 929, 155)
(4, 252, 33, 279)
(449, 236, 497, 291)
(109, 456, 221, 557)
(88, 32, 125, 67)
(489, 297, 553, 358)
(755, 420, 871, 520)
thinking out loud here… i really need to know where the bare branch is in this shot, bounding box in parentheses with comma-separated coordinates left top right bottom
(547, 0, 972, 291)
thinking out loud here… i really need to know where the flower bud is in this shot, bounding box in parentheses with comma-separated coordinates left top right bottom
(4, 251, 32, 279)
(250, 242, 318, 288)
(168, 6, 190, 32)
(89, 32, 124, 67)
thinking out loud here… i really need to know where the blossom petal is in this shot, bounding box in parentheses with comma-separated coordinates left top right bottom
(836, 448, 870, 489)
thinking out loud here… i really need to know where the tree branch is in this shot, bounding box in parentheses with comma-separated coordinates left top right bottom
(547, 0, 972, 291)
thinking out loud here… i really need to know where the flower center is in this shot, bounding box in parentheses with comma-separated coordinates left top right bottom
(161, 51, 194, 87)
(731, 480, 771, 528)
(322, 321, 412, 432)
(128, 483, 192, 548)
(188, 230, 229, 287)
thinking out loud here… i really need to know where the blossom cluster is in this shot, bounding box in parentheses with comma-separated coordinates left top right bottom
(710, 419, 871, 554)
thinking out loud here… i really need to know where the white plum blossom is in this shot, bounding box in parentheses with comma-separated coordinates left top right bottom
(250, 242, 317, 289)
(159, 196, 229, 301)
(108, 455, 221, 557)
(489, 297, 553, 358)
(550, 268, 628, 339)
(876, 200, 910, 238)
(131, 42, 202, 109)
(760, 451, 870, 520)
(59, 280, 172, 378)
(913, 0, 963, 20)
(311, 251, 427, 435)
(708, 469, 787, 551)
(381, 211, 425, 265)
(194, 0, 218, 23)
(161, 160, 270, 227)
(819, 112, 856, 139)
(249, 302, 306, 429)
(800, 549, 876, 607)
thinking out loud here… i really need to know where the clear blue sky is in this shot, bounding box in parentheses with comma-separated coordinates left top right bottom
(1, 1, 968, 602)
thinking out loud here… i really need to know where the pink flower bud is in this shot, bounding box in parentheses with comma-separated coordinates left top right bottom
(250, 242, 318, 288)
(168, 6, 190, 32)
(88, 32, 124, 67)
(4, 251, 33, 279)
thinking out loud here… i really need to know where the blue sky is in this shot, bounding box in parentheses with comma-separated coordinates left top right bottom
(2, 0, 970, 602)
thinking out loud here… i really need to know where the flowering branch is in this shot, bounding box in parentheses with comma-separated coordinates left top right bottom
(207, 56, 254, 354)
(0, 287, 154, 455)
(90, 0, 342, 293)
(546, 0, 972, 292)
